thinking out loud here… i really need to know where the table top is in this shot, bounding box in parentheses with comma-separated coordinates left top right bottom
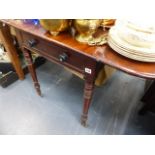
(1, 19, 155, 79)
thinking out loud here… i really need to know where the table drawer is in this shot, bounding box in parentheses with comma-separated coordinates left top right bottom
(21, 32, 96, 74)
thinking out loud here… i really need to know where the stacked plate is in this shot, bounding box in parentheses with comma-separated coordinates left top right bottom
(107, 20, 155, 62)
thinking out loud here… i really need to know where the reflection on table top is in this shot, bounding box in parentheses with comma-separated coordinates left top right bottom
(1, 19, 155, 79)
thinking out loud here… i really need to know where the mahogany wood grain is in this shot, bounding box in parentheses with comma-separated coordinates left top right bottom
(21, 31, 96, 74)
(2, 19, 155, 80)
(94, 46, 155, 79)
(2, 19, 155, 126)
(81, 80, 95, 126)
(0, 20, 101, 126)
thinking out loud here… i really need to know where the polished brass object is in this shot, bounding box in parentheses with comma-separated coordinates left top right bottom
(73, 19, 107, 45)
(88, 35, 108, 46)
(39, 19, 70, 36)
(74, 19, 101, 43)
(101, 19, 116, 28)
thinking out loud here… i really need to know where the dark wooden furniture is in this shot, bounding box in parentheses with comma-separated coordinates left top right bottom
(139, 81, 155, 114)
(0, 21, 24, 80)
(2, 19, 155, 126)
(0, 56, 46, 88)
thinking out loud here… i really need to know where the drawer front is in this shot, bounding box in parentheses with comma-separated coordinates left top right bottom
(20, 32, 97, 74)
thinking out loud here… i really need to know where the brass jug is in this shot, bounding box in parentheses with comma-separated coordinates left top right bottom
(39, 19, 70, 36)
(73, 19, 103, 45)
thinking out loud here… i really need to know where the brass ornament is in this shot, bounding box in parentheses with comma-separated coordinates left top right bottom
(39, 19, 70, 36)
(73, 19, 109, 46)
(39, 19, 115, 46)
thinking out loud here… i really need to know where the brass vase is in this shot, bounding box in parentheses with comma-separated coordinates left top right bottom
(39, 19, 70, 36)
(73, 19, 103, 45)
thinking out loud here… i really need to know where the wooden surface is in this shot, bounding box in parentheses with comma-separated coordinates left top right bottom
(20, 30, 97, 75)
(0, 21, 24, 80)
(95, 46, 155, 79)
(2, 19, 155, 126)
(1, 20, 101, 126)
(17, 29, 99, 126)
(2, 19, 155, 79)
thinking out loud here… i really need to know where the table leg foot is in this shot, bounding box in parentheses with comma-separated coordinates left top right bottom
(81, 80, 94, 127)
(34, 82, 42, 96)
(81, 114, 88, 127)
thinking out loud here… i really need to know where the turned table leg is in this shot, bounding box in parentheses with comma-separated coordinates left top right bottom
(80, 62, 102, 126)
(81, 80, 95, 126)
(23, 48, 41, 96)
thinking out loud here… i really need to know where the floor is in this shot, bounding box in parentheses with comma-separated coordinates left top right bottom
(0, 61, 155, 135)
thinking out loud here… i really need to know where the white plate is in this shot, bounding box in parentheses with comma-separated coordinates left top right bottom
(116, 25, 155, 48)
(108, 39, 155, 62)
(116, 19, 155, 34)
(108, 36, 155, 57)
(109, 27, 155, 54)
